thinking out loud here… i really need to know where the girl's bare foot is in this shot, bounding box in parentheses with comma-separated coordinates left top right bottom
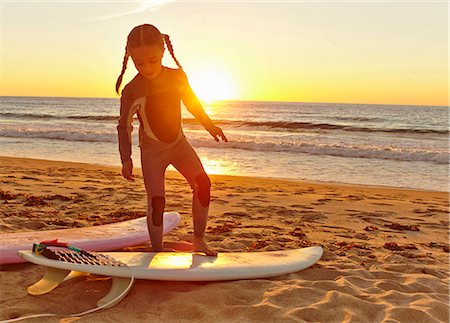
(193, 236, 218, 256)
(147, 244, 176, 253)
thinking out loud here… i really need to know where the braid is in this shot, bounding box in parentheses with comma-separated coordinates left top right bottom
(115, 47, 129, 94)
(162, 34, 183, 70)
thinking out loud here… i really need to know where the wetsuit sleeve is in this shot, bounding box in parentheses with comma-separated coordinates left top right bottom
(117, 86, 136, 164)
(179, 70, 215, 131)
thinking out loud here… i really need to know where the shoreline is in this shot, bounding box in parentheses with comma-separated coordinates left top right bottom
(1, 155, 449, 322)
(1, 155, 447, 194)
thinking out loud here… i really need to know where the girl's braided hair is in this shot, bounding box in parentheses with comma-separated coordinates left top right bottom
(115, 24, 182, 94)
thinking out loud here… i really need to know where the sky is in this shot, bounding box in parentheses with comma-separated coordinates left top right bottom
(1, 0, 448, 106)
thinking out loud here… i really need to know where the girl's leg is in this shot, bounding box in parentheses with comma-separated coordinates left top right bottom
(140, 143, 169, 252)
(170, 137, 217, 256)
(190, 173, 217, 256)
(191, 172, 211, 237)
(146, 194, 165, 252)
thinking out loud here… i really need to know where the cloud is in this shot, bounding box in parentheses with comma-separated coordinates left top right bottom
(85, 0, 173, 22)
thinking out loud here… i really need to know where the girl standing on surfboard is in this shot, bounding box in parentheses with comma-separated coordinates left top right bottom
(115, 24, 227, 256)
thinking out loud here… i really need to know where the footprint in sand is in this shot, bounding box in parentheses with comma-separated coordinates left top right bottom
(316, 198, 343, 203)
(397, 216, 426, 223)
(210, 198, 228, 205)
(166, 202, 184, 208)
(345, 194, 365, 201)
(226, 193, 240, 198)
(300, 212, 327, 222)
(253, 195, 268, 200)
(222, 211, 248, 218)
(84, 179, 101, 183)
(325, 193, 341, 197)
(22, 220, 47, 229)
(242, 198, 266, 203)
(426, 207, 448, 214)
(21, 176, 43, 181)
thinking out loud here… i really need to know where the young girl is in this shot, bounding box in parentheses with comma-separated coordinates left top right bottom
(115, 24, 227, 256)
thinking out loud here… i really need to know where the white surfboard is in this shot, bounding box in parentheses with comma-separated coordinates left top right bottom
(17, 246, 323, 308)
(19, 246, 323, 281)
(1, 212, 180, 265)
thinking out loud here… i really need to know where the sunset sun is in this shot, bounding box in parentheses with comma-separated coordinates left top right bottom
(188, 68, 235, 103)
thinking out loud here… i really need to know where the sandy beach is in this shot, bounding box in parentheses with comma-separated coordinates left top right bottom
(0, 156, 448, 322)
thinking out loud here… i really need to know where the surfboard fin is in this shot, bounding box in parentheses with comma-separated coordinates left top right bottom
(27, 267, 133, 309)
(97, 276, 135, 308)
(27, 268, 88, 295)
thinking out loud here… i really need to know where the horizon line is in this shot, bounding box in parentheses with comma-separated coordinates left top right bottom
(0, 95, 447, 108)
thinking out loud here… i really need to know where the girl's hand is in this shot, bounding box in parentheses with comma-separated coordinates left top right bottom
(122, 159, 135, 181)
(208, 125, 228, 142)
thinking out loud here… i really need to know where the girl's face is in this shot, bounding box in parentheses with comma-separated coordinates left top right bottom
(129, 44, 164, 79)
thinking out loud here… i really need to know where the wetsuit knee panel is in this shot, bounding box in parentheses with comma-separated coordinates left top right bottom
(151, 196, 165, 226)
(195, 173, 211, 207)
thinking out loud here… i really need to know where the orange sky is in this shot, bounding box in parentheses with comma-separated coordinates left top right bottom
(1, 1, 448, 106)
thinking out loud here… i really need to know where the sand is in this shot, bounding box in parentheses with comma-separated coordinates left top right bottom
(0, 156, 448, 322)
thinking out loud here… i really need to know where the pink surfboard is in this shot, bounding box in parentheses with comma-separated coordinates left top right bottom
(0, 212, 180, 265)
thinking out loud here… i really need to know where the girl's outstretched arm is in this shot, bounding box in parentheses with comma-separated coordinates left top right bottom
(117, 85, 139, 179)
(179, 70, 228, 142)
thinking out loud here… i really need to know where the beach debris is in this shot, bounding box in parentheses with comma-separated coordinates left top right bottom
(290, 227, 307, 239)
(247, 240, 268, 251)
(297, 240, 316, 248)
(103, 210, 146, 222)
(24, 195, 50, 207)
(385, 222, 419, 231)
(428, 242, 450, 253)
(0, 190, 18, 200)
(335, 241, 370, 250)
(428, 242, 443, 248)
(364, 225, 379, 231)
(208, 221, 241, 234)
(384, 242, 402, 251)
(383, 242, 418, 251)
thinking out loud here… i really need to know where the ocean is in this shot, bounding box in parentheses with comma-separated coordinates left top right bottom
(0, 96, 448, 192)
